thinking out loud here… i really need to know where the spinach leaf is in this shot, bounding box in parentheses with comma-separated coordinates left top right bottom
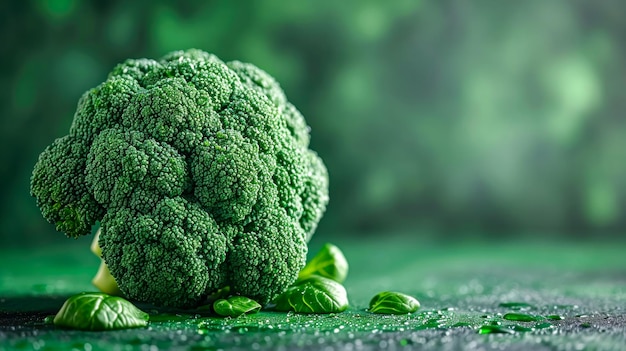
(274, 276, 349, 314)
(53, 292, 149, 330)
(213, 296, 261, 317)
(368, 291, 420, 314)
(298, 243, 348, 283)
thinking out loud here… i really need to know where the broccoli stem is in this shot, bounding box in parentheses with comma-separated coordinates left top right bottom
(92, 261, 123, 296)
(90, 228, 123, 296)
(90, 229, 102, 257)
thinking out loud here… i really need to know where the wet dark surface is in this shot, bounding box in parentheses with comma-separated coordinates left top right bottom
(1, 236, 625, 350)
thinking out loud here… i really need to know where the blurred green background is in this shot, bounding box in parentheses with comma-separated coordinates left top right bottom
(1, 0, 626, 247)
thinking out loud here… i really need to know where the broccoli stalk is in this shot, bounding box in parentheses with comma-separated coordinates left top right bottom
(90, 229, 123, 296)
(30, 49, 329, 308)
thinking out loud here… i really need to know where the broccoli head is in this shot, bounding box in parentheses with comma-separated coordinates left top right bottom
(30, 49, 329, 307)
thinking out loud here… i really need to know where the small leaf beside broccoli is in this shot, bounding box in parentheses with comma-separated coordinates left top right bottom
(274, 276, 349, 314)
(298, 243, 348, 283)
(53, 292, 149, 330)
(368, 291, 420, 314)
(213, 296, 262, 317)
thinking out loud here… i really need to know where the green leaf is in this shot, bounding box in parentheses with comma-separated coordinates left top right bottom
(368, 291, 420, 314)
(207, 286, 231, 302)
(53, 292, 149, 330)
(195, 286, 232, 312)
(298, 243, 348, 283)
(213, 296, 261, 317)
(274, 276, 349, 314)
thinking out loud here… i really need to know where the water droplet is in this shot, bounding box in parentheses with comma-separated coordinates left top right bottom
(503, 313, 541, 322)
(478, 325, 514, 334)
(399, 339, 411, 346)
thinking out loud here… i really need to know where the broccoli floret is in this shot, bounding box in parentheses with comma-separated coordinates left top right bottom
(70, 75, 140, 143)
(86, 128, 190, 213)
(100, 197, 227, 307)
(190, 129, 261, 222)
(30, 136, 104, 238)
(30, 49, 329, 307)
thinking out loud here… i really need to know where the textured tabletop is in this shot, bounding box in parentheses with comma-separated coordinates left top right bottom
(1, 235, 625, 350)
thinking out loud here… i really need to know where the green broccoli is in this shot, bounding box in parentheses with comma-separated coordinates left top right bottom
(30, 49, 329, 308)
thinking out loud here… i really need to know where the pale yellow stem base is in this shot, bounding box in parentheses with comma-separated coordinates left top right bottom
(90, 228, 123, 296)
(92, 260, 124, 296)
